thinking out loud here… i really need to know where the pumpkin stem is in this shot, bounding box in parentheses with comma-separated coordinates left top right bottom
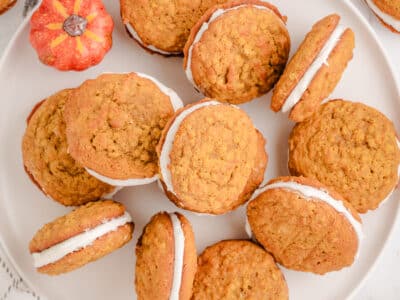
(63, 14, 87, 37)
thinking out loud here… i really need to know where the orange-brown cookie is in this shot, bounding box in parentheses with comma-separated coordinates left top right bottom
(120, 0, 229, 55)
(64, 72, 183, 187)
(135, 212, 197, 300)
(288, 100, 400, 213)
(0, 0, 16, 14)
(192, 240, 288, 299)
(271, 14, 355, 122)
(183, 0, 290, 104)
(157, 99, 268, 214)
(22, 89, 115, 206)
(247, 176, 362, 274)
(29, 200, 134, 275)
(365, 0, 400, 33)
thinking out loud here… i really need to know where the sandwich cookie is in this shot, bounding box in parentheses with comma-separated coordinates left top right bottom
(0, 0, 16, 14)
(192, 240, 288, 299)
(29, 200, 134, 275)
(157, 99, 268, 214)
(289, 100, 400, 213)
(135, 212, 197, 300)
(365, 0, 400, 33)
(183, 0, 290, 104)
(271, 14, 355, 122)
(247, 176, 362, 274)
(121, 0, 229, 55)
(22, 89, 115, 206)
(64, 72, 183, 187)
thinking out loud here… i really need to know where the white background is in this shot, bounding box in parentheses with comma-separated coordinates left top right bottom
(0, 0, 398, 299)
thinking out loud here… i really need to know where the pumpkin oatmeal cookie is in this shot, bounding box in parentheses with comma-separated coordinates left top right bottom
(288, 100, 400, 213)
(271, 14, 355, 122)
(29, 200, 134, 275)
(22, 89, 115, 206)
(135, 212, 197, 300)
(64, 73, 183, 186)
(247, 176, 362, 274)
(157, 99, 268, 214)
(183, 0, 290, 104)
(192, 240, 288, 300)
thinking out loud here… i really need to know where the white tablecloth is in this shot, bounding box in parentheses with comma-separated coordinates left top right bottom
(0, 0, 399, 299)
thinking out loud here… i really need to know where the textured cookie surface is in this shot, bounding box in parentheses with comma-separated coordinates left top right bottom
(271, 14, 355, 122)
(22, 89, 114, 206)
(159, 102, 267, 214)
(64, 73, 175, 180)
(192, 240, 288, 299)
(247, 176, 360, 274)
(29, 200, 133, 275)
(184, 0, 290, 103)
(289, 100, 400, 213)
(121, 0, 228, 53)
(135, 212, 197, 300)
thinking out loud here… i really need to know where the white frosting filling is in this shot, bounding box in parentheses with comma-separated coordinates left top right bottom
(248, 181, 363, 258)
(281, 25, 347, 113)
(185, 4, 285, 88)
(85, 168, 159, 187)
(32, 212, 132, 268)
(365, 0, 400, 31)
(85, 72, 183, 187)
(125, 23, 181, 55)
(169, 213, 185, 300)
(159, 100, 221, 195)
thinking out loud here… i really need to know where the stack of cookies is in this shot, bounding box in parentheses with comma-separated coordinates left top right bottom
(21, 0, 400, 299)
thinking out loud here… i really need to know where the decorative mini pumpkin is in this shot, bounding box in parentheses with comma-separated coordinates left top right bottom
(30, 0, 113, 71)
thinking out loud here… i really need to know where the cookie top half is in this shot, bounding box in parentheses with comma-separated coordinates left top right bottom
(64, 73, 183, 186)
(247, 176, 362, 274)
(121, 0, 229, 55)
(271, 14, 355, 122)
(22, 89, 114, 206)
(157, 99, 268, 214)
(183, 0, 290, 104)
(192, 240, 288, 300)
(365, 0, 400, 33)
(29, 200, 134, 275)
(135, 212, 197, 300)
(289, 100, 400, 213)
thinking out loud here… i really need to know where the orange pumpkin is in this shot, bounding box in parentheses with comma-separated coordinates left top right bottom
(30, 0, 113, 71)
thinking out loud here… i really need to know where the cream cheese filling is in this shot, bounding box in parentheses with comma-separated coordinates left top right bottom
(169, 213, 185, 300)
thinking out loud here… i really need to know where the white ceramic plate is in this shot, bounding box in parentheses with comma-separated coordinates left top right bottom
(0, 0, 399, 299)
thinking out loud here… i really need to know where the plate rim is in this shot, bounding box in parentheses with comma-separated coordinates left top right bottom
(337, 1, 400, 299)
(0, 0, 398, 299)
